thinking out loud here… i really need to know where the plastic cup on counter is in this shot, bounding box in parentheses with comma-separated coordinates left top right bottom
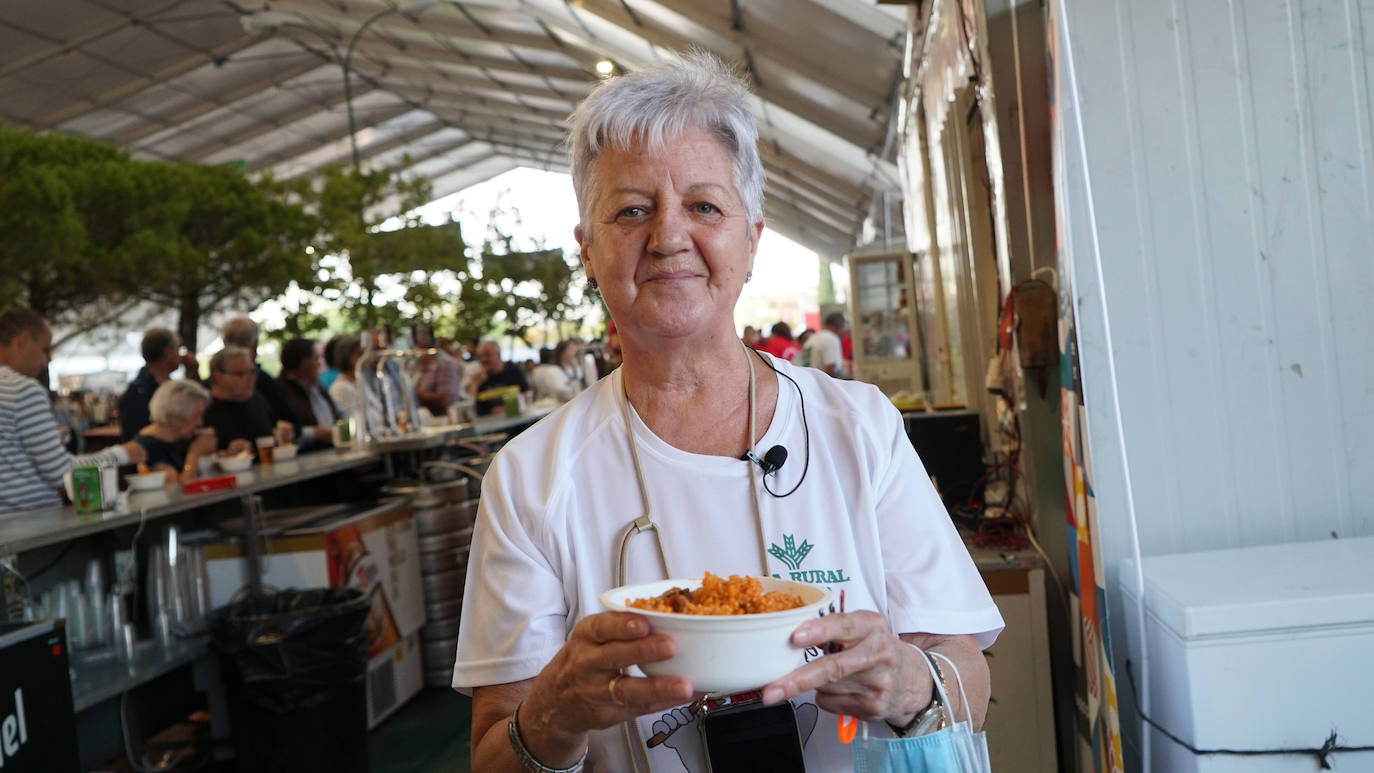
(255, 436, 275, 465)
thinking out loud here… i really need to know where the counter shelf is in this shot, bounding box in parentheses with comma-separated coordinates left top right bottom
(0, 448, 380, 557)
(70, 634, 209, 713)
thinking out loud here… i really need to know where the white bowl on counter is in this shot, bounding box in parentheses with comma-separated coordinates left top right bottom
(125, 470, 168, 492)
(218, 454, 253, 473)
(273, 444, 298, 460)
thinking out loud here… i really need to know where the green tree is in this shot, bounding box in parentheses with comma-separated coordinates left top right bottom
(265, 163, 467, 337)
(116, 161, 319, 350)
(0, 126, 138, 335)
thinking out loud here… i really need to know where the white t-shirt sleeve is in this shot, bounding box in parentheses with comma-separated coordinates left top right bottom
(867, 393, 1004, 649)
(452, 459, 570, 692)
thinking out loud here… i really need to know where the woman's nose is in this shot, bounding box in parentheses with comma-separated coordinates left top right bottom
(647, 207, 690, 255)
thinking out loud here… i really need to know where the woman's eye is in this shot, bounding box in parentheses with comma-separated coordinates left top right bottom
(692, 202, 720, 215)
(616, 206, 647, 219)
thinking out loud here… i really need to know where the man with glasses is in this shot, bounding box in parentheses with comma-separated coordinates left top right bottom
(203, 346, 292, 453)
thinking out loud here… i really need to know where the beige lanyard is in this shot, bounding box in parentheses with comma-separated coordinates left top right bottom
(614, 344, 771, 772)
(614, 343, 770, 587)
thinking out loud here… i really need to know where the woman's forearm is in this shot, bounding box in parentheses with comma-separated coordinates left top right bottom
(900, 633, 990, 730)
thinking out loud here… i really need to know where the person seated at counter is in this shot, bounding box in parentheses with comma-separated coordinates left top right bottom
(413, 332, 465, 416)
(221, 316, 299, 433)
(277, 337, 336, 451)
(328, 334, 385, 432)
(468, 340, 529, 414)
(116, 327, 198, 441)
(135, 379, 235, 482)
(0, 307, 147, 515)
(203, 346, 294, 454)
(530, 340, 588, 404)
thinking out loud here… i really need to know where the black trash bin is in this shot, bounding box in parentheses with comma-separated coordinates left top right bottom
(210, 588, 371, 773)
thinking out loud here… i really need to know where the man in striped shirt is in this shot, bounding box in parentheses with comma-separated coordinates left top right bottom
(0, 308, 148, 516)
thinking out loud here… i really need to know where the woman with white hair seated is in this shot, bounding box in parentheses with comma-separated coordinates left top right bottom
(136, 379, 232, 482)
(453, 52, 1002, 772)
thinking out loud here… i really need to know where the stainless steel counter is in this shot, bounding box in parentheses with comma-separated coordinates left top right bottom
(0, 448, 381, 556)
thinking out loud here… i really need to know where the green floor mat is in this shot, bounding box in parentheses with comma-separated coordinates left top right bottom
(369, 688, 472, 773)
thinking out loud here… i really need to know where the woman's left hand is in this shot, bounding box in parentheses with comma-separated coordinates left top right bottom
(759, 611, 931, 725)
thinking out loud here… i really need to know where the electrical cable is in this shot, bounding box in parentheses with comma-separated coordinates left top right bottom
(1123, 660, 1374, 769)
(746, 348, 809, 498)
(1058, 7, 1153, 766)
(21, 540, 76, 580)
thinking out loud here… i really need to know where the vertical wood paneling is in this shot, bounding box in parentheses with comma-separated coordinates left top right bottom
(1057, 1, 1374, 761)
(1065, 0, 1374, 559)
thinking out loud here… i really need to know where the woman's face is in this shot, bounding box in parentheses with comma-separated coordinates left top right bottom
(576, 128, 763, 345)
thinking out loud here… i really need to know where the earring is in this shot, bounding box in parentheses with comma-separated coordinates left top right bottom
(745, 271, 752, 282)
(588, 278, 598, 290)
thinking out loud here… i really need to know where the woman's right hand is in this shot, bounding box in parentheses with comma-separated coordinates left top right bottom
(224, 438, 252, 456)
(515, 611, 694, 765)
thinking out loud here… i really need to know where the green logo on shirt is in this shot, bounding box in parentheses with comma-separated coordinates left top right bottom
(768, 534, 851, 584)
(768, 534, 812, 570)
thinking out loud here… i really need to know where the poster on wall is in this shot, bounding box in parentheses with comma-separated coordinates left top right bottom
(1047, 1, 1124, 771)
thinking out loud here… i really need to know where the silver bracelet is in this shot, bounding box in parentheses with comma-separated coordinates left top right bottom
(507, 699, 588, 773)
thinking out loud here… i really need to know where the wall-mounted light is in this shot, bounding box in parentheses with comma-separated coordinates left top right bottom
(595, 59, 615, 77)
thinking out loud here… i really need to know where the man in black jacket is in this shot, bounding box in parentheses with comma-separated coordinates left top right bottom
(277, 338, 337, 450)
(117, 328, 197, 440)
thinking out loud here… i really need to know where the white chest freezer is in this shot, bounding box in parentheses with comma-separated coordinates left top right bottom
(1121, 536, 1374, 773)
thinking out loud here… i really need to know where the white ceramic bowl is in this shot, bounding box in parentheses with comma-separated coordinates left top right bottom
(124, 470, 167, 492)
(218, 454, 253, 473)
(273, 444, 298, 460)
(600, 577, 832, 694)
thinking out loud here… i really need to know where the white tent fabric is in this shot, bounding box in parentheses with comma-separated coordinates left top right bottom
(1, 0, 911, 259)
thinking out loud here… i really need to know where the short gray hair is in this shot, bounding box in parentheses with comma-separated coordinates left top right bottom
(149, 379, 211, 425)
(567, 51, 764, 225)
(221, 316, 259, 350)
(209, 345, 252, 379)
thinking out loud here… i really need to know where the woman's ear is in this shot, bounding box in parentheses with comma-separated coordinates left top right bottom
(575, 225, 594, 282)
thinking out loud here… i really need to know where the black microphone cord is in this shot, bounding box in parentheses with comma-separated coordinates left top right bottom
(748, 348, 809, 498)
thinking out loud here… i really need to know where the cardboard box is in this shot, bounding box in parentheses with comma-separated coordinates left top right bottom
(205, 500, 424, 728)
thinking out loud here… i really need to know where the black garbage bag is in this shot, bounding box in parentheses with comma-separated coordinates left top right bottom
(210, 587, 371, 773)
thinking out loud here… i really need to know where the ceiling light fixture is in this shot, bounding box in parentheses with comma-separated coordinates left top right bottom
(595, 59, 615, 76)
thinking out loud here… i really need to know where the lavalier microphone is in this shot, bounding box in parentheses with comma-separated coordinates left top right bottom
(742, 445, 788, 475)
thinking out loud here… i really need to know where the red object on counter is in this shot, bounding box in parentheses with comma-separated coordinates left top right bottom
(182, 475, 238, 494)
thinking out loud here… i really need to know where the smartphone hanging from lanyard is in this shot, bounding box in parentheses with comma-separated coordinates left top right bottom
(702, 700, 807, 773)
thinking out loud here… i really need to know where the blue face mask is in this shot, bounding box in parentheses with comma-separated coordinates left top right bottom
(852, 722, 990, 773)
(852, 649, 990, 773)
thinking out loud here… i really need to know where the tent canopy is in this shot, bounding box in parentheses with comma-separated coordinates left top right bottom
(1, 0, 910, 258)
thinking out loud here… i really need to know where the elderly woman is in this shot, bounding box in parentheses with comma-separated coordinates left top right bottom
(532, 340, 589, 404)
(454, 54, 1002, 772)
(136, 379, 227, 482)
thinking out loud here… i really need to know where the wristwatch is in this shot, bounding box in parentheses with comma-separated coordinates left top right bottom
(886, 651, 947, 738)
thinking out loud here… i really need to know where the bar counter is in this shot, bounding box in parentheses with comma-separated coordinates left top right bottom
(0, 406, 555, 557)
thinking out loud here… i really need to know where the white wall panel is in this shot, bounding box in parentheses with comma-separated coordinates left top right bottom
(1055, 0, 1374, 765)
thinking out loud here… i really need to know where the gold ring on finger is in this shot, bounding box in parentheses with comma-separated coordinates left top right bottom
(608, 674, 626, 707)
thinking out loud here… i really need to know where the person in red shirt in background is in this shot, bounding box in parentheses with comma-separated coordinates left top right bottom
(762, 321, 801, 361)
(741, 325, 764, 350)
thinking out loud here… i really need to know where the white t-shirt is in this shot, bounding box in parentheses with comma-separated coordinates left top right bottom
(531, 363, 583, 403)
(453, 356, 1002, 772)
(805, 328, 845, 375)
